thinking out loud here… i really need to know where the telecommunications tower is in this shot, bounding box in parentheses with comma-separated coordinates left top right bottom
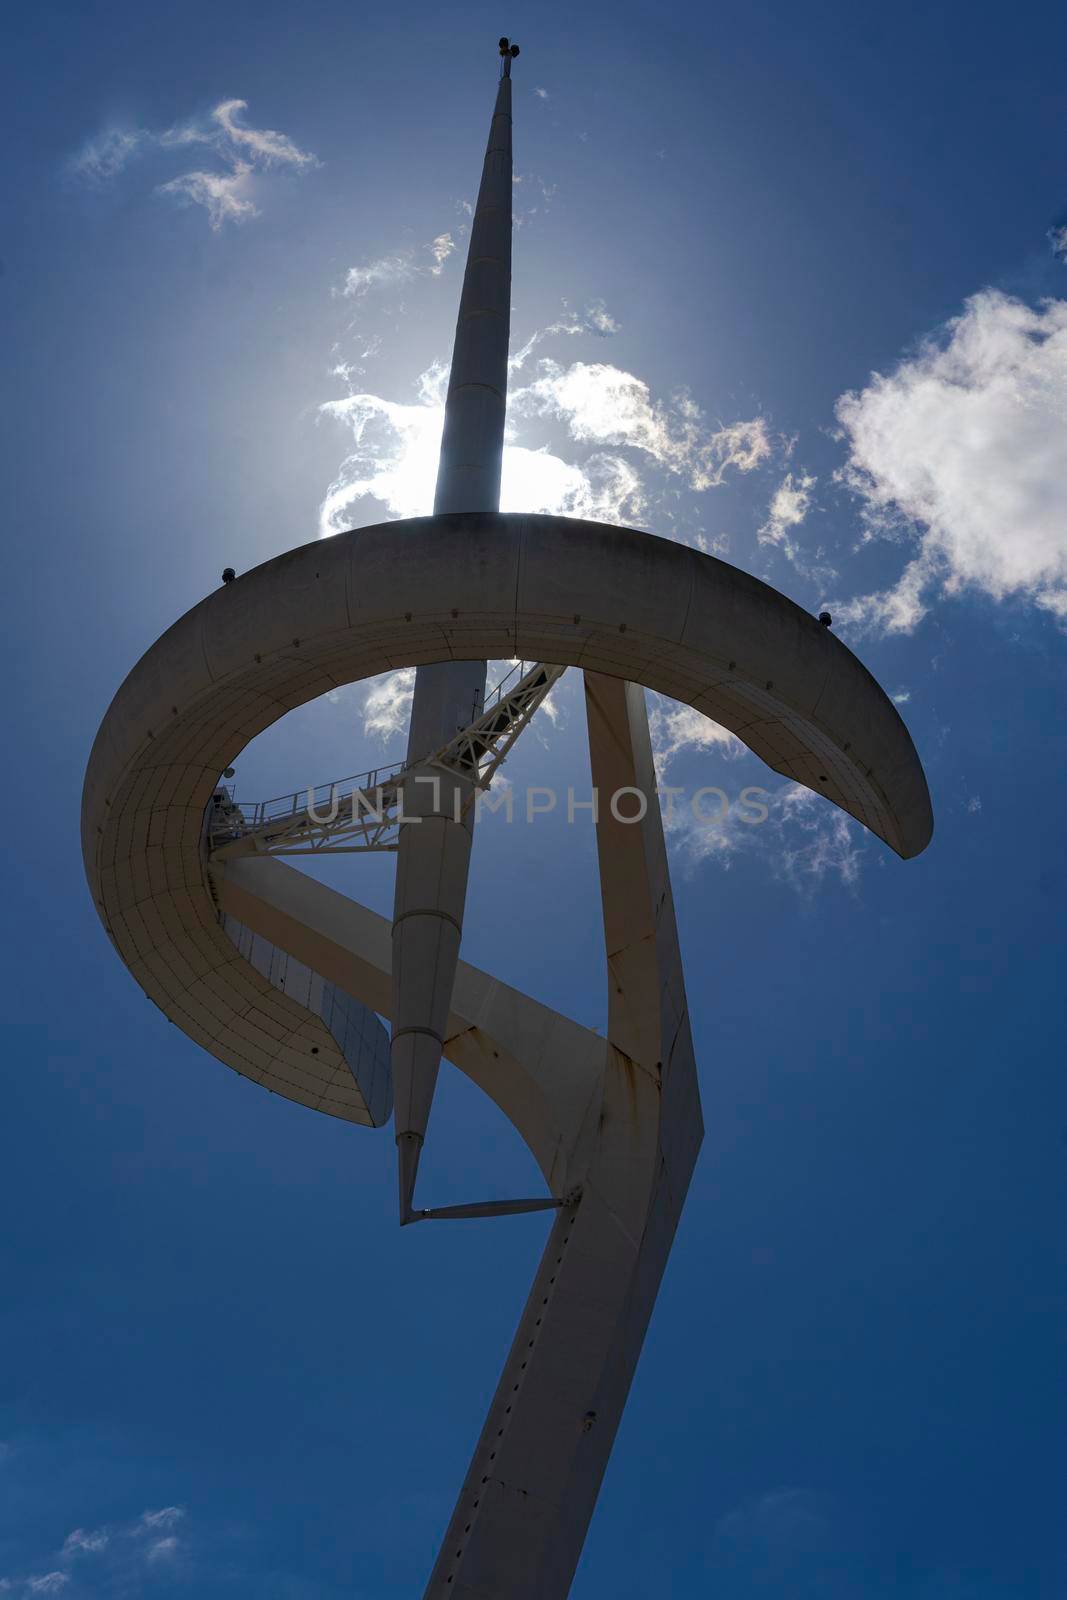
(83, 39, 932, 1599)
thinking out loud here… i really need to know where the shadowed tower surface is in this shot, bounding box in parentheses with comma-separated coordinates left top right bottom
(392, 49, 514, 1225)
(81, 37, 932, 1600)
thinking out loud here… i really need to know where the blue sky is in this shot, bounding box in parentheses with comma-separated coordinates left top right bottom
(3, 0, 1067, 1594)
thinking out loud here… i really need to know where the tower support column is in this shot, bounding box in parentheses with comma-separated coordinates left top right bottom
(391, 69, 514, 1219)
(422, 674, 703, 1598)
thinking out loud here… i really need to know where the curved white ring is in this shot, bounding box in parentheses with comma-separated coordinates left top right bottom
(82, 514, 932, 1121)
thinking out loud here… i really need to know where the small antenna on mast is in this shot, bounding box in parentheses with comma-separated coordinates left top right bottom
(498, 35, 520, 76)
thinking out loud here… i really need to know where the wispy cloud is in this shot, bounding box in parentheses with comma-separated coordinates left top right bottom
(70, 127, 145, 183)
(158, 161, 257, 229)
(318, 361, 448, 529)
(512, 360, 770, 490)
(509, 300, 621, 375)
(1049, 224, 1067, 264)
(757, 469, 818, 565)
(544, 300, 620, 339)
(342, 231, 457, 296)
(533, 86, 550, 100)
(318, 354, 649, 534)
(664, 781, 866, 889)
(580, 300, 619, 336)
(317, 313, 784, 840)
(832, 289, 1067, 632)
(208, 98, 317, 168)
(342, 254, 417, 296)
(512, 171, 557, 227)
(362, 668, 416, 743)
(651, 705, 866, 889)
(4, 1494, 195, 1596)
(62, 1528, 108, 1556)
(70, 98, 317, 228)
(649, 698, 741, 771)
(134, 1507, 185, 1535)
(429, 233, 455, 275)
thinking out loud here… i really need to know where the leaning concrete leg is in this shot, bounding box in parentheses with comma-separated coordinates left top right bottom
(422, 674, 703, 1599)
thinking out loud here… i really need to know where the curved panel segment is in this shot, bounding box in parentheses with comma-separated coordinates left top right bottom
(220, 914, 392, 1127)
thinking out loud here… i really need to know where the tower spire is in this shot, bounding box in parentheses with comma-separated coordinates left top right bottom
(434, 45, 515, 515)
(390, 44, 517, 1223)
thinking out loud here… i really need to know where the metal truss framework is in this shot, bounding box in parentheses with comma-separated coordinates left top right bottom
(208, 660, 565, 863)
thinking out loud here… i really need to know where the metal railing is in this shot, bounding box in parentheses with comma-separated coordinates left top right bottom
(214, 660, 541, 840)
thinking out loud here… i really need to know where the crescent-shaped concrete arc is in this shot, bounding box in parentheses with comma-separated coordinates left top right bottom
(82, 513, 932, 1122)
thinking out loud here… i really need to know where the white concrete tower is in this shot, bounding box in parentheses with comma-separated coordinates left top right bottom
(84, 32, 934, 1600)
(391, 41, 517, 1221)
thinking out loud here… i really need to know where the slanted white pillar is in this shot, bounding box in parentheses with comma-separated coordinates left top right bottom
(391, 65, 515, 1219)
(421, 674, 703, 1600)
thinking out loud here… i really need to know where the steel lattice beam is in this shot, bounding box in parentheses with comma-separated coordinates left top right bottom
(208, 661, 565, 862)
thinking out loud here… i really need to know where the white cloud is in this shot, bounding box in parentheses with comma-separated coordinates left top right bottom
(646, 689, 865, 888)
(771, 786, 865, 889)
(70, 127, 144, 182)
(2, 1504, 188, 1595)
(508, 302, 622, 376)
(429, 233, 455, 275)
(342, 254, 417, 297)
(72, 98, 316, 228)
(757, 470, 817, 562)
(210, 98, 316, 168)
(62, 1528, 108, 1556)
(665, 781, 865, 890)
(538, 685, 563, 728)
(533, 86, 550, 100)
(833, 290, 1067, 631)
(504, 447, 643, 521)
(362, 668, 416, 743)
(158, 161, 257, 229)
(512, 172, 556, 201)
(318, 363, 448, 529)
(582, 300, 619, 336)
(512, 361, 770, 490)
(892, 688, 911, 704)
(649, 699, 741, 772)
(967, 794, 982, 813)
(135, 1507, 185, 1534)
(342, 231, 456, 296)
(318, 359, 648, 535)
(544, 301, 620, 339)
(1049, 225, 1067, 264)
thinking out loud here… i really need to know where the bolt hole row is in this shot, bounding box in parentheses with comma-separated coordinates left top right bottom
(444, 1206, 580, 1584)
